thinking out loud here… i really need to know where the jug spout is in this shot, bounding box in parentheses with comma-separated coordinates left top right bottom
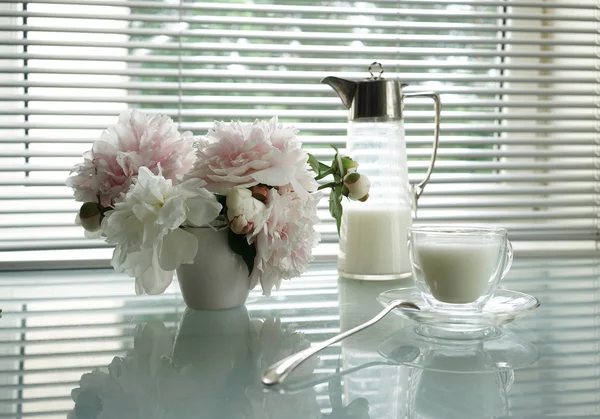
(321, 76, 357, 109)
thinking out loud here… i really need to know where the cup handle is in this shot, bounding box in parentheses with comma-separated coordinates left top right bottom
(501, 240, 514, 278)
(402, 92, 441, 202)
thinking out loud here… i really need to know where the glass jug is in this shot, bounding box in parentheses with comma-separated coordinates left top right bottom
(323, 63, 441, 280)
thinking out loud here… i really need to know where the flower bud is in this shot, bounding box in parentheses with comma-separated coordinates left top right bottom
(226, 187, 252, 209)
(341, 156, 359, 173)
(251, 184, 269, 203)
(226, 188, 267, 235)
(229, 214, 254, 235)
(79, 202, 102, 232)
(343, 172, 371, 202)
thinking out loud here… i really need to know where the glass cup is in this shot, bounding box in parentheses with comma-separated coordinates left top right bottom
(408, 226, 513, 312)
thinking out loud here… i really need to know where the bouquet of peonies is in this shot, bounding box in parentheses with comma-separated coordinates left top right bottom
(66, 110, 370, 296)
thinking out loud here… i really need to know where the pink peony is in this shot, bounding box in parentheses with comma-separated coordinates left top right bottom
(250, 188, 321, 296)
(66, 110, 195, 207)
(187, 117, 318, 199)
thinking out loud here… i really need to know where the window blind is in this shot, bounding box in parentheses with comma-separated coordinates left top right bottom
(1, 0, 599, 268)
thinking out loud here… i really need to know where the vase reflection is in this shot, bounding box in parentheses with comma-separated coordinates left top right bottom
(68, 307, 320, 419)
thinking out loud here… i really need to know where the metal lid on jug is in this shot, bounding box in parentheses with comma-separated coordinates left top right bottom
(322, 62, 407, 121)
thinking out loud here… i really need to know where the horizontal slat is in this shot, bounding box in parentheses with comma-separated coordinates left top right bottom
(322, 210, 600, 220)
(12, 0, 600, 13)
(0, 239, 108, 251)
(0, 104, 598, 118)
(0, 192, 74, 200)
(2, 40, 598, 59)
(424, 185, 600, 196)
(3, 8, 596, 23)
(2, 11, 599, 34)
(3, 53, 598, 72)
(0, 110, 596, 123)
(0, 76, 594, 98)
(1, 67, 597, 83)
(418, 198, 598, 208)
(13, 0, 599, 11)
(0, 85, 597, 109)
(1, 25, 597, 47)
(0, 105, 597, 124)
(424, 174, 599, 183)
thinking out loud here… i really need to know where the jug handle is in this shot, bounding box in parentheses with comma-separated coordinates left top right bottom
(402, 92, 441, 203)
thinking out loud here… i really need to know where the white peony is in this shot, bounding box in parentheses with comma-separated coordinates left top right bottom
(226, 187, 267, 235)
(102, 167, 222, 295)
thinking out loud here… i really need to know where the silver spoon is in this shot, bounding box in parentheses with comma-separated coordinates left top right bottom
(261, 299, 420, 386)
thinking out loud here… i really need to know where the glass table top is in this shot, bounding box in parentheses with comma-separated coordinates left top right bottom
(0, 255, 599, 418)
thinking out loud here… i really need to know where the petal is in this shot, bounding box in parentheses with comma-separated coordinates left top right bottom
(158, 194, 188, 229)
(290, 178, 308, 200)
(136, 166, 154, 182)
(157, 228, 198, 271)
(141, 221, 162, 249)
(110, 246, 126, 272)
(251, 165, 296, 187)
(186, 196, 222, 227)
(132, 201, 158, 223)
(135, 260, 173, 295)
(176, 178, 209, 197)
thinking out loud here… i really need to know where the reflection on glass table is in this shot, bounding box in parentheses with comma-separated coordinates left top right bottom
(0, 255, 599, 418)
(68, 308, 320, 419)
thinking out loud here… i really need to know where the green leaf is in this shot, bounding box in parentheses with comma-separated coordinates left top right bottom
(307, 153, 321, 174)
(227, 229, 256, 276)
(308, 153, 332, 180)
(329, 186, 344, 236)
(317, 181, 337, 191)
(329, 147, 345, 183)
(314, 167, 334, 181)
(318, 161, 331, 172)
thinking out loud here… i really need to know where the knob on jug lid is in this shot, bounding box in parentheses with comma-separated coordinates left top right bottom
(322, 62, 406, 121)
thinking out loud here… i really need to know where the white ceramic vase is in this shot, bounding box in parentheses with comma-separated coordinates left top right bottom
(176, 227, 251, 310)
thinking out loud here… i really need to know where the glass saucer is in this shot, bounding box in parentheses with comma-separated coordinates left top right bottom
(378, 326, 540, 373)
(378, 287, 540, 340)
